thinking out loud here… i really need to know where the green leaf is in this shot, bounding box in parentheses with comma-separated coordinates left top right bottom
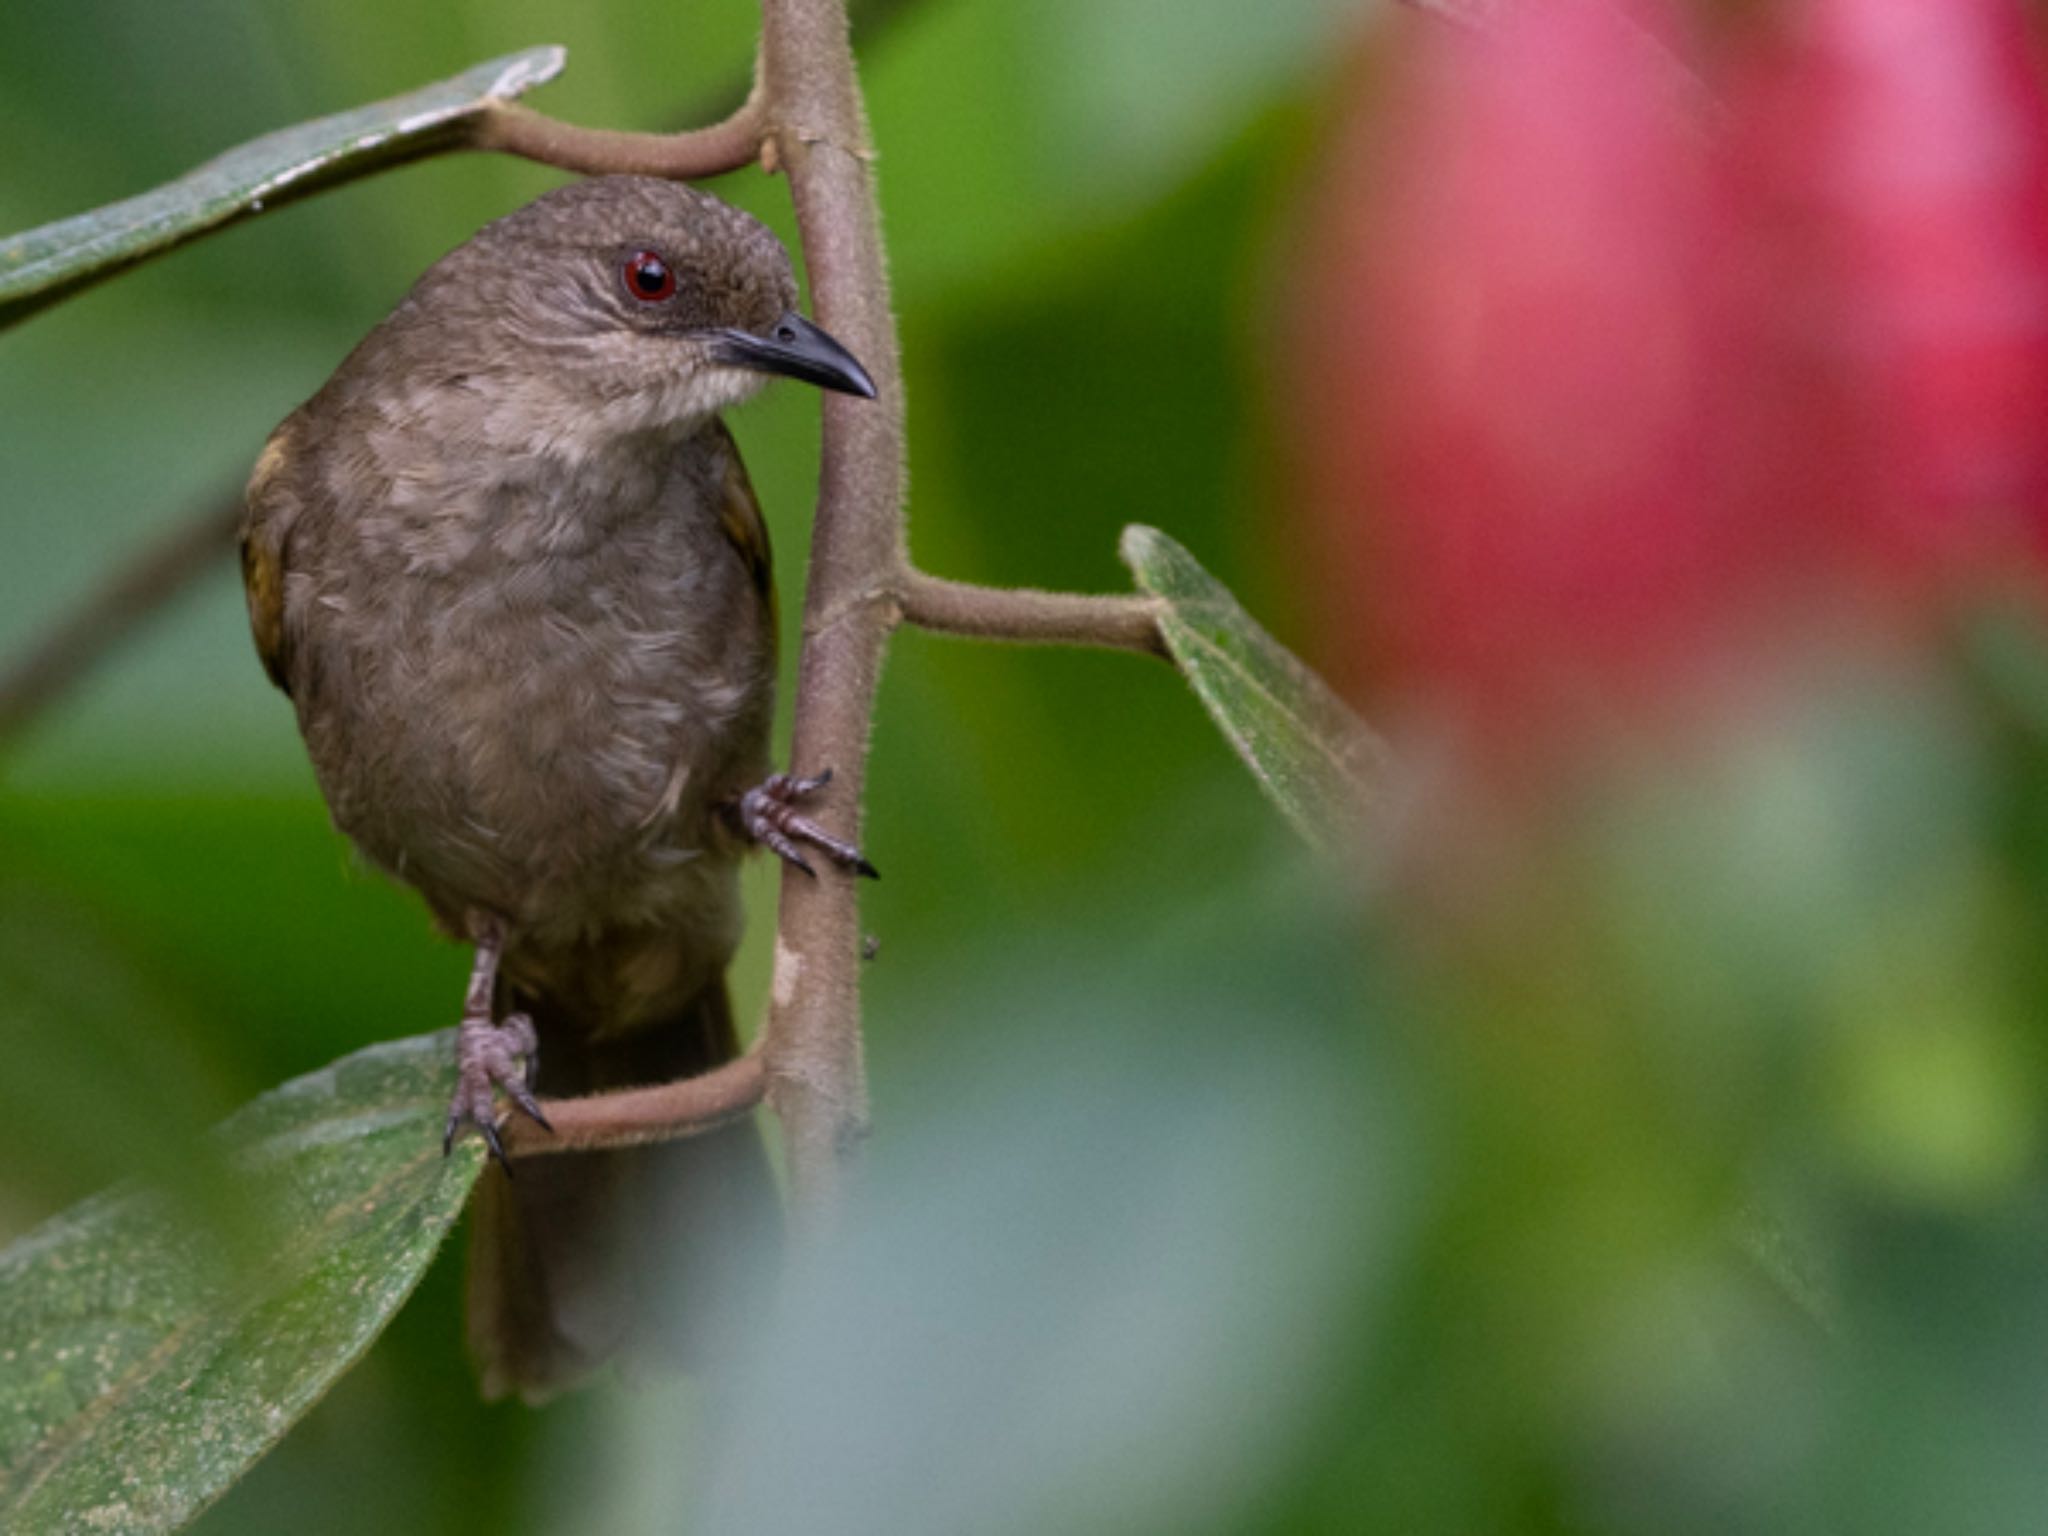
(1121, 525, 1385, 846)
(0, 48, 565, 331)
(0, 1032, 484, 1533)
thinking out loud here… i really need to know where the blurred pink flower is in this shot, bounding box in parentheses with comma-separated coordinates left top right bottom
(1289, 0, 2048, 773)
(1727, 0, 2048, 568)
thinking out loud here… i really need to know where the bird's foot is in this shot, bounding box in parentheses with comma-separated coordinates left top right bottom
(730, 768, 879, 879)
(443, 1010, 552, 1166)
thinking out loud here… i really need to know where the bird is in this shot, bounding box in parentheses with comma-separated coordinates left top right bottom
(238, 174, 877, 1399)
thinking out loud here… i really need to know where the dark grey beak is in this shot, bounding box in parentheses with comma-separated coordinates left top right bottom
(708, 311, 877, 399)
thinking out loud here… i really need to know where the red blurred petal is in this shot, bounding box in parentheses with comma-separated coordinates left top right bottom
(1292, 0, 1737, 746)
(1288, 0, 2048, 788)
(1726, 0, 2048, 573)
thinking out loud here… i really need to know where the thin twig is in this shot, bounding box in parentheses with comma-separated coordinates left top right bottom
(755, 0, 905, 1225)
(501, 1049, 768, 1156)
(470, 95, 767, 179)
(0, 491, 242, 748)
(895, 568, 1167, 656)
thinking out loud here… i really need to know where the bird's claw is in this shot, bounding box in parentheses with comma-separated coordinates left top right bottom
(733, 768, 879, 879)
(443, 1010, 552, 1168)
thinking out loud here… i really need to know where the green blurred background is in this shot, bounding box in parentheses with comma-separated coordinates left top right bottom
(11, 1, 2048, 1533)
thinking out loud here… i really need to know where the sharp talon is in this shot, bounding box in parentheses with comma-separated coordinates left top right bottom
(444, 1008, 544, 1157)
(736, 766, 873, 881)
(506, 1079, 554, 1133)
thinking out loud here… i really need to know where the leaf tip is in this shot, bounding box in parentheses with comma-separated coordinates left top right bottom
(495, 46, 569, 100)
(1118, 524, 1167, 585)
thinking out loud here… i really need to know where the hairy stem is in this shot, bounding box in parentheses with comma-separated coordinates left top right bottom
(895, 569, 1168, 656)
(471, 95, 766, 179)
(503, 1050, 768, 1156)
(755, 0, 904, 1226)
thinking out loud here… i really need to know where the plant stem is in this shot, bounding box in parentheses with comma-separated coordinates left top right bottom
(471, 96, 766, 179)
(895, 569, 1167, 655)
(503, 1050, 768, 1155)
(753, 0, 904, 1227)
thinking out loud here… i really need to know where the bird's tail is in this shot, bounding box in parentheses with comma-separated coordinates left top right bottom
(464, 975, 778, 1402)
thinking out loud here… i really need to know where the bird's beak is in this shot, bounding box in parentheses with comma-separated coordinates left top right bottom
(707, 312, 877, 399)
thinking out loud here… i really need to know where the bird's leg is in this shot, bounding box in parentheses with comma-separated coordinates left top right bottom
(726, 768, 879, 880)
(443, 914, 552, 1165)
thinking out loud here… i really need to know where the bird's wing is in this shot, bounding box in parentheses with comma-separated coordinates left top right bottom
(707, 419, 775, 616)
(240, 422, 298, 696)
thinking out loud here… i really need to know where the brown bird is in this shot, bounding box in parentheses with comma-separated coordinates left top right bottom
(239, 175, 876, 1398)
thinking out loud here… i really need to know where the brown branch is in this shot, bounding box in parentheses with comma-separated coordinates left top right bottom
(667, 0, 932, 126)
(447, 0, 926, 177)
(754, 0, 905, 1226)
(500, 1049, 768, 1156)
(894, 569, 1168, 656)
(0, 490, 242, 748)
(470, 94, 767, 179)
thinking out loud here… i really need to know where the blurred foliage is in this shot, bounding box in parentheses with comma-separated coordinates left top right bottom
(8, 0, 2048, 1534)
(0, 1035, 484, 1532)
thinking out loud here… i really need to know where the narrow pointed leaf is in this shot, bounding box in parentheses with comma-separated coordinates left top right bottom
(0, 47, 565, 330)
(1121, 525, 1385, 846)
(0, 1032, 484, 1533)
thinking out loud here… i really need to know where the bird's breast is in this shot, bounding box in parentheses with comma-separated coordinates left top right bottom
(290, 427, 775, 941)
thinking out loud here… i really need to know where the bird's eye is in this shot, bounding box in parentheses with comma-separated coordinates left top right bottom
(622, 249, 676, 303)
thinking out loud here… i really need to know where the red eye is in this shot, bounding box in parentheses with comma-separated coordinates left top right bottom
(622, 249, 676, 303)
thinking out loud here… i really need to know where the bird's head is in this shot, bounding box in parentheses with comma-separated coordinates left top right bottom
(398, 175, 875, 436)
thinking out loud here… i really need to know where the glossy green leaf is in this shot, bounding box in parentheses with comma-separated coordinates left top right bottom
(1121, 525, 1385, 847)
(0, 1032, 484, 1533)
(0, 48, 564, 331)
